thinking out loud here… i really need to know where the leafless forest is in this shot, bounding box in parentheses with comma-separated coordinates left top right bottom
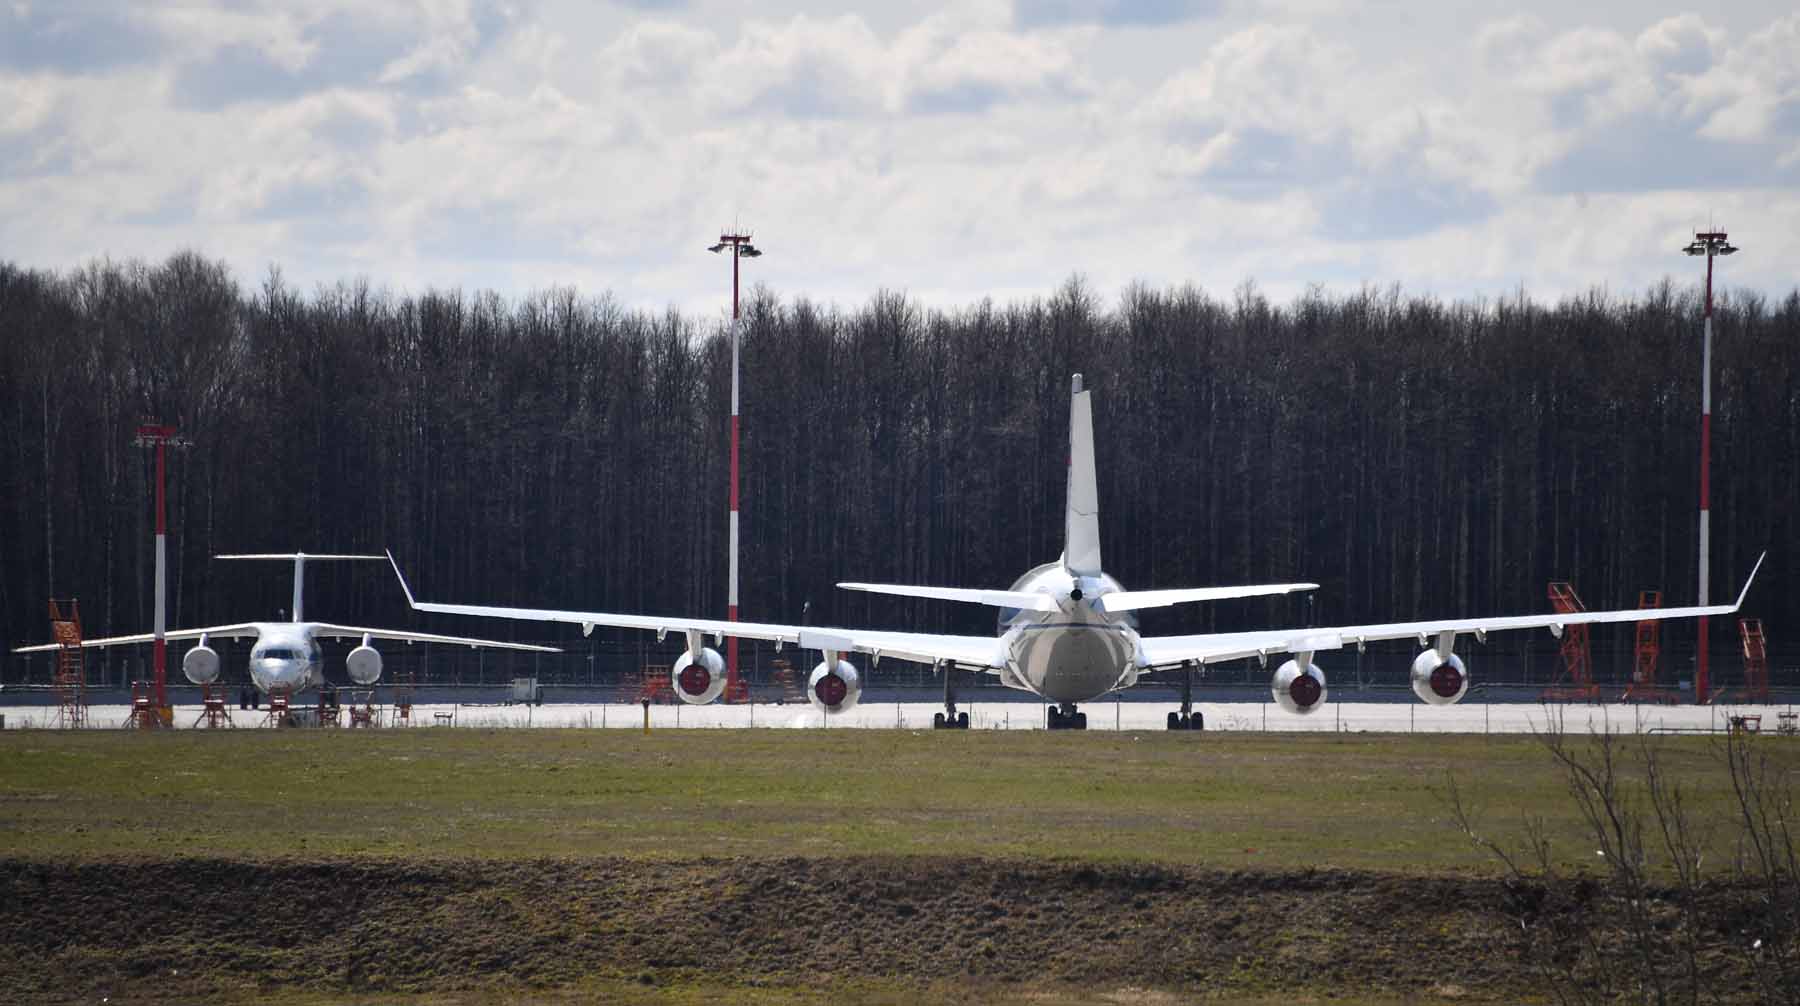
(1, 252, 1793, 682)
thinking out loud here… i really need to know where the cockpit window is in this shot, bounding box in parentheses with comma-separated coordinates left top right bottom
(259, 648, 301, 660)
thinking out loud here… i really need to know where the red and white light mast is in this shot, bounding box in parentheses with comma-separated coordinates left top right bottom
(1682, 230, 1737, 704)
(134, 421, 190, 725)
(709, 232, 762, 701)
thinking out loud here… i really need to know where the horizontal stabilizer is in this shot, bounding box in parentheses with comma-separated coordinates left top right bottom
(1097, 582, 1318, 614)
(836, 582, 1060, 612)
(215, 553, 386, 561)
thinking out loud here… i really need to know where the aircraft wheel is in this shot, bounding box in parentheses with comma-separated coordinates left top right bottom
(1190, 711, 1204, 731)
(1167, 712, 1181, 730)
(1074, 712, 1088, 730)
(934, 712, 946, 729)
(957, 711, 969, 729)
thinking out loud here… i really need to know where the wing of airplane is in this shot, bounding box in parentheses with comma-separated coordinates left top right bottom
(389, 552, 1006, 669)
(305, 624, 560, 653)
(12, 623, 263, 654)
(1137, 553, 1766, 668)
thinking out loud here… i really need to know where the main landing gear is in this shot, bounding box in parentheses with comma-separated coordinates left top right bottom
(933, 662, 970, 730)
(1047, 703, 1087, 730)
(1167, 661, 1204, 731)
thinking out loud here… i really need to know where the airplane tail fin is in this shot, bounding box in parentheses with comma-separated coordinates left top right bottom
(1064, 374, 1102, 577)
(214, 552, 385, 623)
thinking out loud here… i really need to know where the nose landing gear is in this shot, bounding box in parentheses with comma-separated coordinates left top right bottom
(1047, 703, 1087, 730)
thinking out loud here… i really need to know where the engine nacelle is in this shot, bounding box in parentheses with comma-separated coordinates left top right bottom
(1410, 649, 1469, 706)
(346, 645, 383, 685)
(808, 659, 862, 714)
(1271, 658, 1327, 715)
(671, 647, 727, 704)
(182, 644, 221, 685)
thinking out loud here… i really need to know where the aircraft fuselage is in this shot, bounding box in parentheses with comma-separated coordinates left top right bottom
(245, 624, 324, 694)
(997, 562, 1140, 704)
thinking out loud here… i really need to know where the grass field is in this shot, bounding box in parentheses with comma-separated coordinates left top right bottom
(3, 727, 1793, 872)
(5, 728, 1797, 1004)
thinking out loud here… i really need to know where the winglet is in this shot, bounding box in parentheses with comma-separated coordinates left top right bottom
(1734, 551, 1766, 610)
(387, 549, 419, 608)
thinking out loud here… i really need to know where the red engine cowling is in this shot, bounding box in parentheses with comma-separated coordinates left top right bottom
(1271, 658, 1327, 715)
(671, 647, 727, 704)
(808, 659, 861, 714)
(1410, 650, 1469, 705)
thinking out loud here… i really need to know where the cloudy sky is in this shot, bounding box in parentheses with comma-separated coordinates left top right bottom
(2, 1, 1795, 314)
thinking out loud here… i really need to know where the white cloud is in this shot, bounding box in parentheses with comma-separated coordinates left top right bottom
(0, 1, 1794, 313)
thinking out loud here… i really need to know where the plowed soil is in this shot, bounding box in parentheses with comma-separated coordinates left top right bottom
(0, 855, 1782, 1003)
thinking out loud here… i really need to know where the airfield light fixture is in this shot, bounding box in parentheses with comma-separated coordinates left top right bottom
(710, 231, 764, 702)
(1682, 229, 1739, 705)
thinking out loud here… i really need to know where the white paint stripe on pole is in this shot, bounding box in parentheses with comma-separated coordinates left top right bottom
(729, 511, 739, 607)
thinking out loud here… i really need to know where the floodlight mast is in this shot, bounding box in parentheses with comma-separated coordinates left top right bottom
(1681, 230, 1738, 704)
(133, 422, 192, 721)
(709, 232, 761, 701)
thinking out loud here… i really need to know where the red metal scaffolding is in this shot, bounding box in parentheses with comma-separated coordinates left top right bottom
(1738, 618, 1769, 704)
(1540, 581, 1602, 703)
(1621, 590, 1680, 704)
(47, 599, 89, 729)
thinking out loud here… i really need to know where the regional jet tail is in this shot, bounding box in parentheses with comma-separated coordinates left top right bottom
(14, 552, 557, 697)
(390, 374, 1762, 730)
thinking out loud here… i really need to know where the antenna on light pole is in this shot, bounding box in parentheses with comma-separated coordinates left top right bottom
(1681, 229, 1738, 705)
(709, 231, 762, 703)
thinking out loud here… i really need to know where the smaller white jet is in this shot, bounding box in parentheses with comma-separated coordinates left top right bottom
(13, 553, 557, 695)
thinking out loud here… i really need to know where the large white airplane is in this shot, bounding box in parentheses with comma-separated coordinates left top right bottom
(15, 553, 557, 696)
(390, 374, 1762, 730)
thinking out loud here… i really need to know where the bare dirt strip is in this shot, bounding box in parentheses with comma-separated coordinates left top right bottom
(0, 855, 1786, 1003)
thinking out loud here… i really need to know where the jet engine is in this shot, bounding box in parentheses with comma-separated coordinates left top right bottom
(671, 647, 727, 704)
(346, 644, 383, 685)
(1271, 658, 1327, 715)
(182, 644, 221, 685)
(809, 658, 862, 714)
(1410, 649, 1469, 706)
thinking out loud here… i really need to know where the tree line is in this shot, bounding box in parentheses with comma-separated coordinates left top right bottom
(1, 253, 1793, 687)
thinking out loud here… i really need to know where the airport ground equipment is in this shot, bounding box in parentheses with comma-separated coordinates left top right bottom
(1540, 581, 1601, 703)
(1737, 618, 1769, 704)
(193, 681, 233, 728)
(393, 671, 415, 725)
(346, 690, 379, 727)
(508, 677, 543, 705)
(47, 599, 89, 728)
(1622, 591, 1680, 704)
(260, 687, 294, 728)
(634, 664, 673, 704)
(768, 658, 804, 703)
